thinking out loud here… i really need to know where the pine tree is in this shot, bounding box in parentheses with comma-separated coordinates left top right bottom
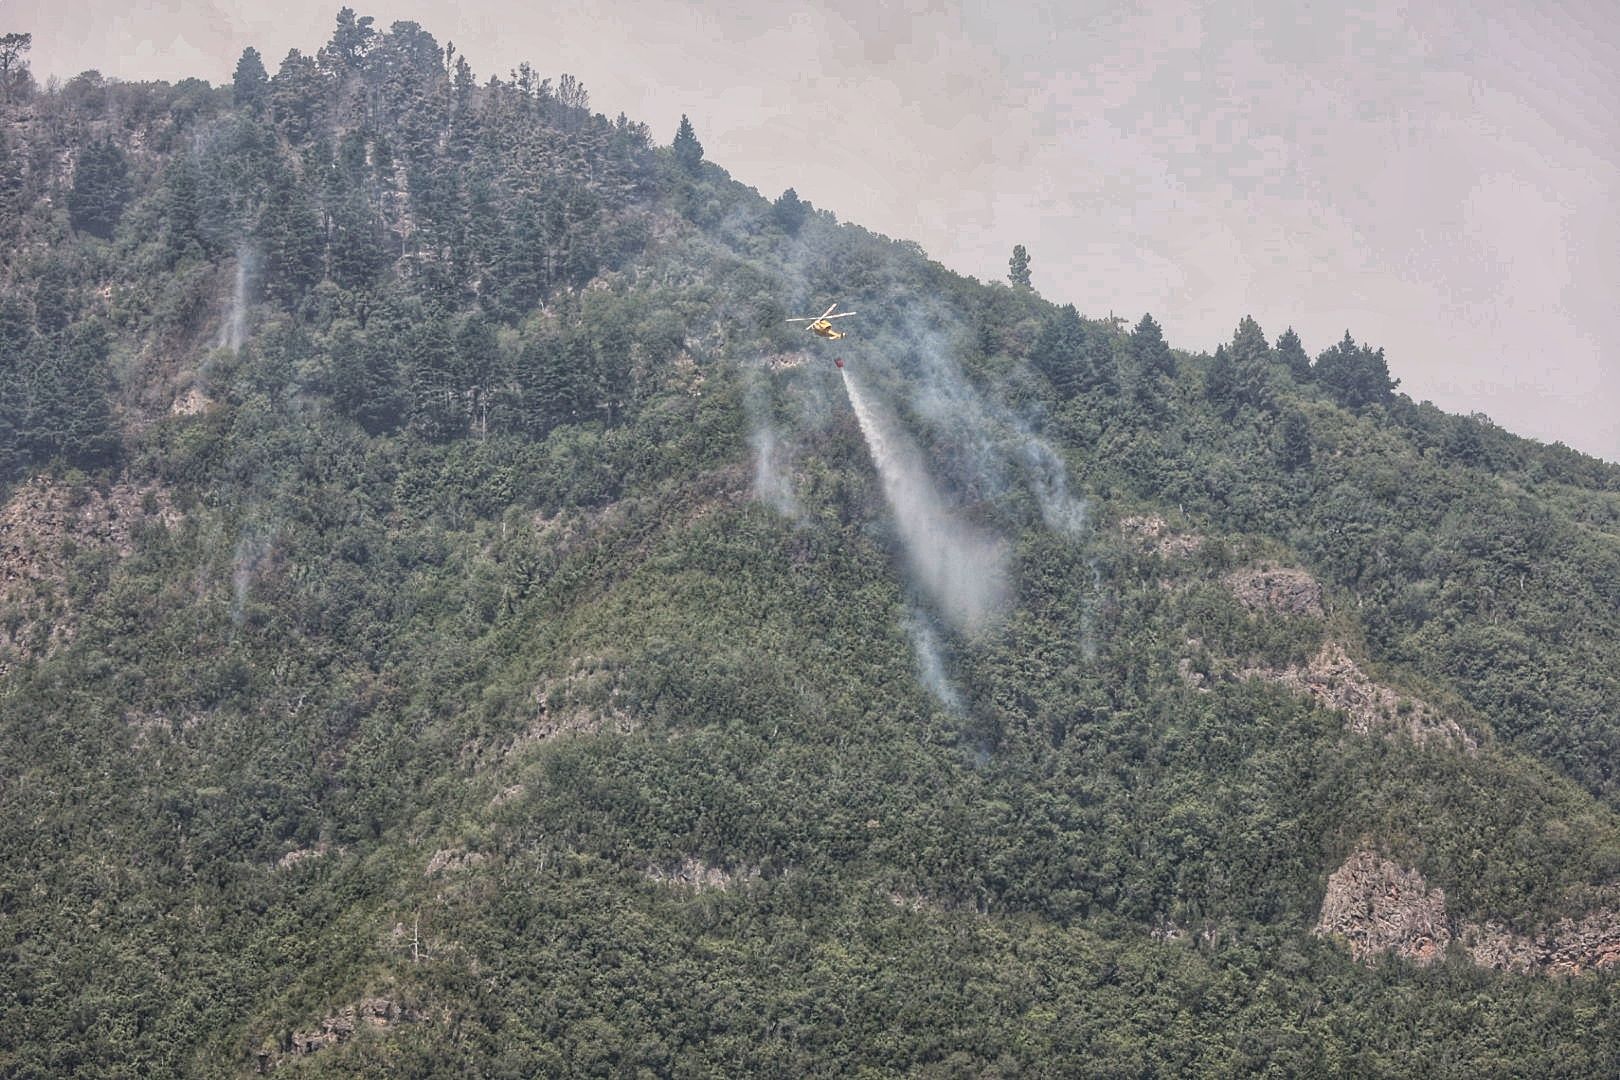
(1229, 315, 1275, 413)
(0, 129, 27, 238)
(161, 156, 208, 261)
(1084, 328, 1118, 394)
(256, 168, 324, 308)
(1231, 315, 1270, 369)
(518, 333, 583, 435)
(1315, 331, 1398, 409)
(269, 49, 327, 145)
(328, 324, 405, 433)
(1129, 313, 1174, 379)
(232, 47, 268, 109)
(772, 188, 808, 235)
(1008, 244, 1032, 289)
(320, 7, 376, 73)
(68, 139, 130, 240)
(1205, 344, 1238, 419)
(403, 315, 463, 441)
(326, 191, 390, 291)
(673, 115, 704, 173)
(0, 32, 33, 104)
(1276, 326, 1309, 380)
(1032, 304, 1087, 398)
(457, 315, 507, 439)
(1278, 409, 1312, 471)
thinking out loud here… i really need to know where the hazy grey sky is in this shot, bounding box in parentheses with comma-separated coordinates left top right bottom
(12, 0, 1618, 460)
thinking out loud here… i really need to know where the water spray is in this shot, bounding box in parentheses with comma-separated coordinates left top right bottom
(839, 365, 1008, 635)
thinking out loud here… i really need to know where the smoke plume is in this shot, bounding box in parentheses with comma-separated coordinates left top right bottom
(745, 377, 800, 518)
(218, 247, 255, 353)
(900, 319, 1090, 540)
(905, 608, 963, 713)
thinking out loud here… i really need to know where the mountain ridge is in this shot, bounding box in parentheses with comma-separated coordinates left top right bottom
(2, 11, 1619, 1075)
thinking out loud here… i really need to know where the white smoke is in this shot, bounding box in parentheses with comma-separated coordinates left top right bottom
(905, 609, 963, 713)
(898, 310, 1090, 541)
(750, 421, 799, 518)
(230, 530, 272, 627)
(1019, 437, 1089, 538)
(745, 378, 800, 518)
(218, 247, 255, 353)
(841, 366, 1008, 634)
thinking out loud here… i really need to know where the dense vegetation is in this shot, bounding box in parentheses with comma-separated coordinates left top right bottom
(2, 12, 1618, 1076)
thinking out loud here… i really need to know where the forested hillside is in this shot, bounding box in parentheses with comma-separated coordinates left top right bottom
(2, 12, 1619, 1076)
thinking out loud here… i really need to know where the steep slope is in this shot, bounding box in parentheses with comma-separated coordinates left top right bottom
(2, 11, 1620, 1077)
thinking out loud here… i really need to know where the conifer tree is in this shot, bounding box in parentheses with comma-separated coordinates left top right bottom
(1278, 409, 1312, 471)
(1229, 315, 1276, 413)
(269, 49, 327, 144)
(1315, 330, 1398, 409)
(67, 139, 130, 240)
(1276, 326, 1309, 380)
(160, 156, 208, 262)
(457, 315, 506, 439)
(1205, 344, 1238, 418)
(256, 168, 324, 307)
(0, 129, 22, 235)
(1008, 244, 1032, 289)
(1032, 304, 1087, 398)
(321, 7, 376, 72)
(772, 188, 808, 235)
(1129, 313, 1174, 379)
(0, 32, 31, 104)
(232, 46, 268, 109)
(673, 115, 703, 173)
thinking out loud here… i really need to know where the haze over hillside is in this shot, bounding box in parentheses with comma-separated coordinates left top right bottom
(1, 11, 1619, 1076)
(14, 0, 1620, 462)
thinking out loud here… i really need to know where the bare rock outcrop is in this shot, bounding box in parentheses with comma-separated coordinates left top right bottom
(170, 385, 215, 416)
(1461, 911, 1620, 976)
(1118, 514, 1202, 558)
(1317, 849, 1452, 964)
(1, 476, 178, 669)
(764, 350, 812, 371)
(1260, 641, 1476, 752)
(1224, 564, 1324, 617)
(424, 847, 490, 876)
(512, 655, 637, 751)
(1318, 850, 1620, 975)
(275, 843, 335, 871)
(646, 856, 760, 891)
(289, 997, 419, 1058)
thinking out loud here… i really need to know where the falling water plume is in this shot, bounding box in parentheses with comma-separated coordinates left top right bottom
(905, 609, 964, 713)
(218, 248, 254, 353)
(840, 366, 1008, 634)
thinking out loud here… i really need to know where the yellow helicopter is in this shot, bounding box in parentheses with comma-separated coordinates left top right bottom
(787, 302, 858, 341)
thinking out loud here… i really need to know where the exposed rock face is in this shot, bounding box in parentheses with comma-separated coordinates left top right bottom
(170, 385, 215, 416)
(1118, 514, 1202, 558)
(1262, 641, 1476, 752)
(279, 997, 421, 1064)
(1224, 564, 1324, 617)
(520, 655, 637, 747)
(275, 843, 334, 871)
(646, 856, 760, 891)
(1462, 912, 1620, 976)
(424, 847, 490, 876)
(1318, 850, 1620, 975)
(1317, 849, 1452, 965)
(764, 350, 812, 371)
(1, 476, 178, 670)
